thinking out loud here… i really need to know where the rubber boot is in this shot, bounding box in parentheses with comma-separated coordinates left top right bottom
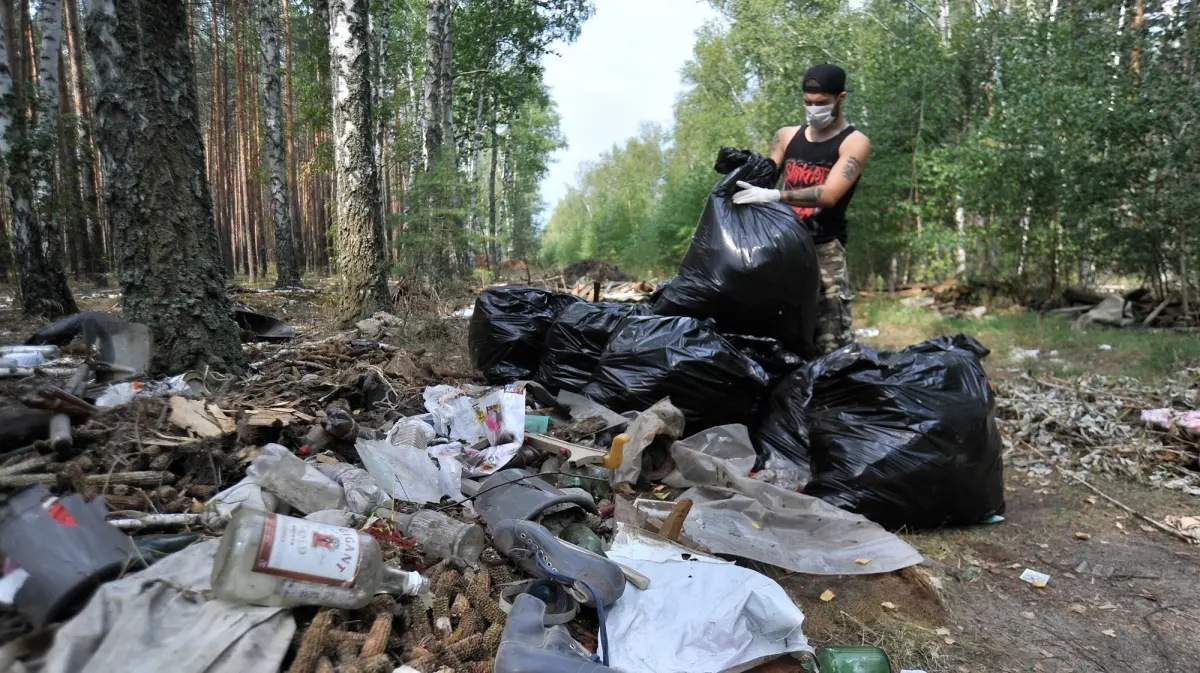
(493, 594, 618, 673)
(491, 518, 626, 607)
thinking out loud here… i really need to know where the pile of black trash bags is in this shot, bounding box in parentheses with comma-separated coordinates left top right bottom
(467, 149, 1004, 530)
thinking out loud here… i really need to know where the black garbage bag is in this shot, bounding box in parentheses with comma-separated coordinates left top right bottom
(753, 334, 1005, 530)
(469, 287, 582, 384)
(723, 333, 803, 386)
(581, 315, 772, 430)
(651, 148, 820, 358)
(535, 302, 652, 394)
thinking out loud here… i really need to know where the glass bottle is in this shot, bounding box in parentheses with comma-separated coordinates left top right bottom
(211, 509, 427, 609)
(380, 508, 485, 564)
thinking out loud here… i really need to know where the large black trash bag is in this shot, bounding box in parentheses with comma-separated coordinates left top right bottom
(581, 315, 772, 430)
(535, 302, 652, 394)
(469, 287, 582, 384)
(753, 334, 1005, 530)
(652, 148, 820, 358)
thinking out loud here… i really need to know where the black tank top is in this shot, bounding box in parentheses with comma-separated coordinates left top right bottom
(782, 124, 859, 245)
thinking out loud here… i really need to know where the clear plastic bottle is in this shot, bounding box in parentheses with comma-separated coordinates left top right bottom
(383, 509, 485, 563)
(246, 444, 346, 514)
(211, 509, 427, 609)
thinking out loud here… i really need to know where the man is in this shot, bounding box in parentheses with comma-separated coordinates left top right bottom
(732, 63, 870, 355)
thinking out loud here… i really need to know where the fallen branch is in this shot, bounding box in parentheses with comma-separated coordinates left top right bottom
(0, 470, 175, 490)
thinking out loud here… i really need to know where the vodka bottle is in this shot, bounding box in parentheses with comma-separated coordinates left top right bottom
(211, 509, 427, 609)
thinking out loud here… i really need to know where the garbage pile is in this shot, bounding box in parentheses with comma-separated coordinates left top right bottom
(0, 307, 923, 673)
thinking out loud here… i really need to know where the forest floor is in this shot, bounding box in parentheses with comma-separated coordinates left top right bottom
(0, 280, 1197, 673)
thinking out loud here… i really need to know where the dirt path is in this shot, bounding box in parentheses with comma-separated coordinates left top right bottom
(764, 471, 1200, 672)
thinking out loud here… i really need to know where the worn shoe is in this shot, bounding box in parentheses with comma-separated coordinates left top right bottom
(493, 594, 618, 673)
(491, 518, 626, 607)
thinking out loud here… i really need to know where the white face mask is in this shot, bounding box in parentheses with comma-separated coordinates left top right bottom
(805, 103, 837, 130)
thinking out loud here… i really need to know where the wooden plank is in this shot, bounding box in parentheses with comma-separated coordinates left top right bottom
(1143, 297, 1173, 327)
(658, 498, 693, 542)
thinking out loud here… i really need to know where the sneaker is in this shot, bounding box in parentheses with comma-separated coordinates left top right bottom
(491, 518, 626, 608)
(494, 594, 618, 673)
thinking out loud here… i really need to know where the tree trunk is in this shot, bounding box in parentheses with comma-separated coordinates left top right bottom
(439, 1, 453, 162)
(64, 0, 106, 284)
(1, 0, 63, 316)
(487, 102, 498, 268)
(31, 0, 77, 314)
(258, 0, 300, 287)
(954, 194, 967, 277)
(420, 0, 447, 169)
(330, 0, 387, 322)
(281, 0, 303, 270)
(84, 0, 244, 373)
(57, 49, 87, 281)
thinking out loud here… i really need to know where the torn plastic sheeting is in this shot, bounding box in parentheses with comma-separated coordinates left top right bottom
(634, 481, 922, 575)
(601, 524, 810, 673)
(34, 539, 294, 673)
(94, 373, 204, 408)
(202, 477, 281, 528)
(662, 424, 757, 489)
(357, 438, 447, 505)
(426, 442, 469, 507)
(555, 390, 631, 432)
(612, 398, 685, 487)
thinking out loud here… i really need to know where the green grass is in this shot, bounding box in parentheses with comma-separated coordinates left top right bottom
(855, 298, 1200, 381)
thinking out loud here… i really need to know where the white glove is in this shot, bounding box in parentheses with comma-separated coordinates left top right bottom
(731, 181, 781, 205)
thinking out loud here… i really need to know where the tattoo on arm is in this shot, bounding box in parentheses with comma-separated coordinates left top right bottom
(841, 156, 863, 181)
(768, 132, 783, 157)
(780, 186, 824, 206)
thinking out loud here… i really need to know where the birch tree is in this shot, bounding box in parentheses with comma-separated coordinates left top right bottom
(330, 0, 387, 321)
(258, 0, 301, 287)
(84, 0, 243, 373)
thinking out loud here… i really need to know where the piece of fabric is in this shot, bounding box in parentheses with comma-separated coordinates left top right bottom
(33, 539, 294, 673)
(814, 239, 854, 355)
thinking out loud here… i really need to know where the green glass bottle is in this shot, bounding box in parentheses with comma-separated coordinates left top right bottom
(800, 646, 893, 673)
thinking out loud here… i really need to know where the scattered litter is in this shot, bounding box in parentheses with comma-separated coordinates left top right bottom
(820, 590, 835, 602)
(935, 628, 950, 636)
(246, 443, 346, 513)
(1010, 346, 1040, 362)
(855, 558, 871, 565)
(1019, 568, 1050, 588)
(1074, 532, 1091, 540)
(168, 396, 235, 438)
(881, 601, 897, 610)
(1069, 604, 1087, 614)
(1163, 515, 1200, 541)
(1022, 611, 1035, 619)
(1098, 343, 1113, 351)
(1101, 629, 1117, 638)
(854, 327, 880, 339)
(233, 306, 296, 342)
(95, 373, 204, 408)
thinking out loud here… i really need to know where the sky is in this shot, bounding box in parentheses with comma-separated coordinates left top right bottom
(539, 0, 722, 215)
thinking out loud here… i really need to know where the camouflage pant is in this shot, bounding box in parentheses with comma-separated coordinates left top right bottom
(815, 240, 854, 355)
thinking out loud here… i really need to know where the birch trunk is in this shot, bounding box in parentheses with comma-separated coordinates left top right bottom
(32, 0, 76, 314)
(84, 0, 244, 373)
(258, 0, 300, 287)
(0, 0, 62, 315)
(487, 103, 498, 267)
(330, 0, 387, 322)
(281, 0, 303, 270)
(421, 0, 447, 168)
(57, 50, 87, 280)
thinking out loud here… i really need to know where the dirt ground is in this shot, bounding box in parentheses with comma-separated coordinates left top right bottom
(2, 284, 1198, 673)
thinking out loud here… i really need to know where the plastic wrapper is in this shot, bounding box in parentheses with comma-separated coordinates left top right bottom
(582, 315, 772, 431)
(755, 334, 1005, 529)
(535, 302, 651, 393)
(423, 384, 526, 447)
(246, 444, 346, 514)
(356, 438, 447, 504)
(202, 477, 281, 528)
(652, 151, 820, 357)
(469, 286, 582, 383)
(314, 461, 391, 515)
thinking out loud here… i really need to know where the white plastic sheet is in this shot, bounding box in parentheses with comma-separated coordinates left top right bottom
(32, 540, 294, 673)
(357, 437, 447, 504)
(602, 524, 811, 673)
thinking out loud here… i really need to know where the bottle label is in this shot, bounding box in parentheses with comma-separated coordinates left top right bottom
(253, 513, 364, 588)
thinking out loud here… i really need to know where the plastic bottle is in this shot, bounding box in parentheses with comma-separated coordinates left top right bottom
(246, 444, 346, 514)
(800, 646, 892, 673)
(382, 508, 485, 564)
(211, 509, 427, 609)
(314, 461, 390, 515)
(389, 419, 432, 449)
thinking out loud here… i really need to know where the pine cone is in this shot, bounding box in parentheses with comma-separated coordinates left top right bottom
(465, 566, 506, 625)
(482, 623, 503, 653)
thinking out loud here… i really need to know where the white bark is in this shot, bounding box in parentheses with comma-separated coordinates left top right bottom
(258, 0, 300, 286)
(330, 0, 387, 320)
(35, 0, 62, 109)
(0, 12, 12, 154)
(954, 195, 967, 277)
(421, 0, 448, 168)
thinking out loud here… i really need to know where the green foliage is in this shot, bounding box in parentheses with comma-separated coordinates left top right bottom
(540, 0, 1200, 299)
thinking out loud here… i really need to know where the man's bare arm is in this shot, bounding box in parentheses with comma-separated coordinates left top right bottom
(780, 186, 825, 207)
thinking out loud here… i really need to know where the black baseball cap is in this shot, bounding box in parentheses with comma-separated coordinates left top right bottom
(803, 64, 849, 94)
